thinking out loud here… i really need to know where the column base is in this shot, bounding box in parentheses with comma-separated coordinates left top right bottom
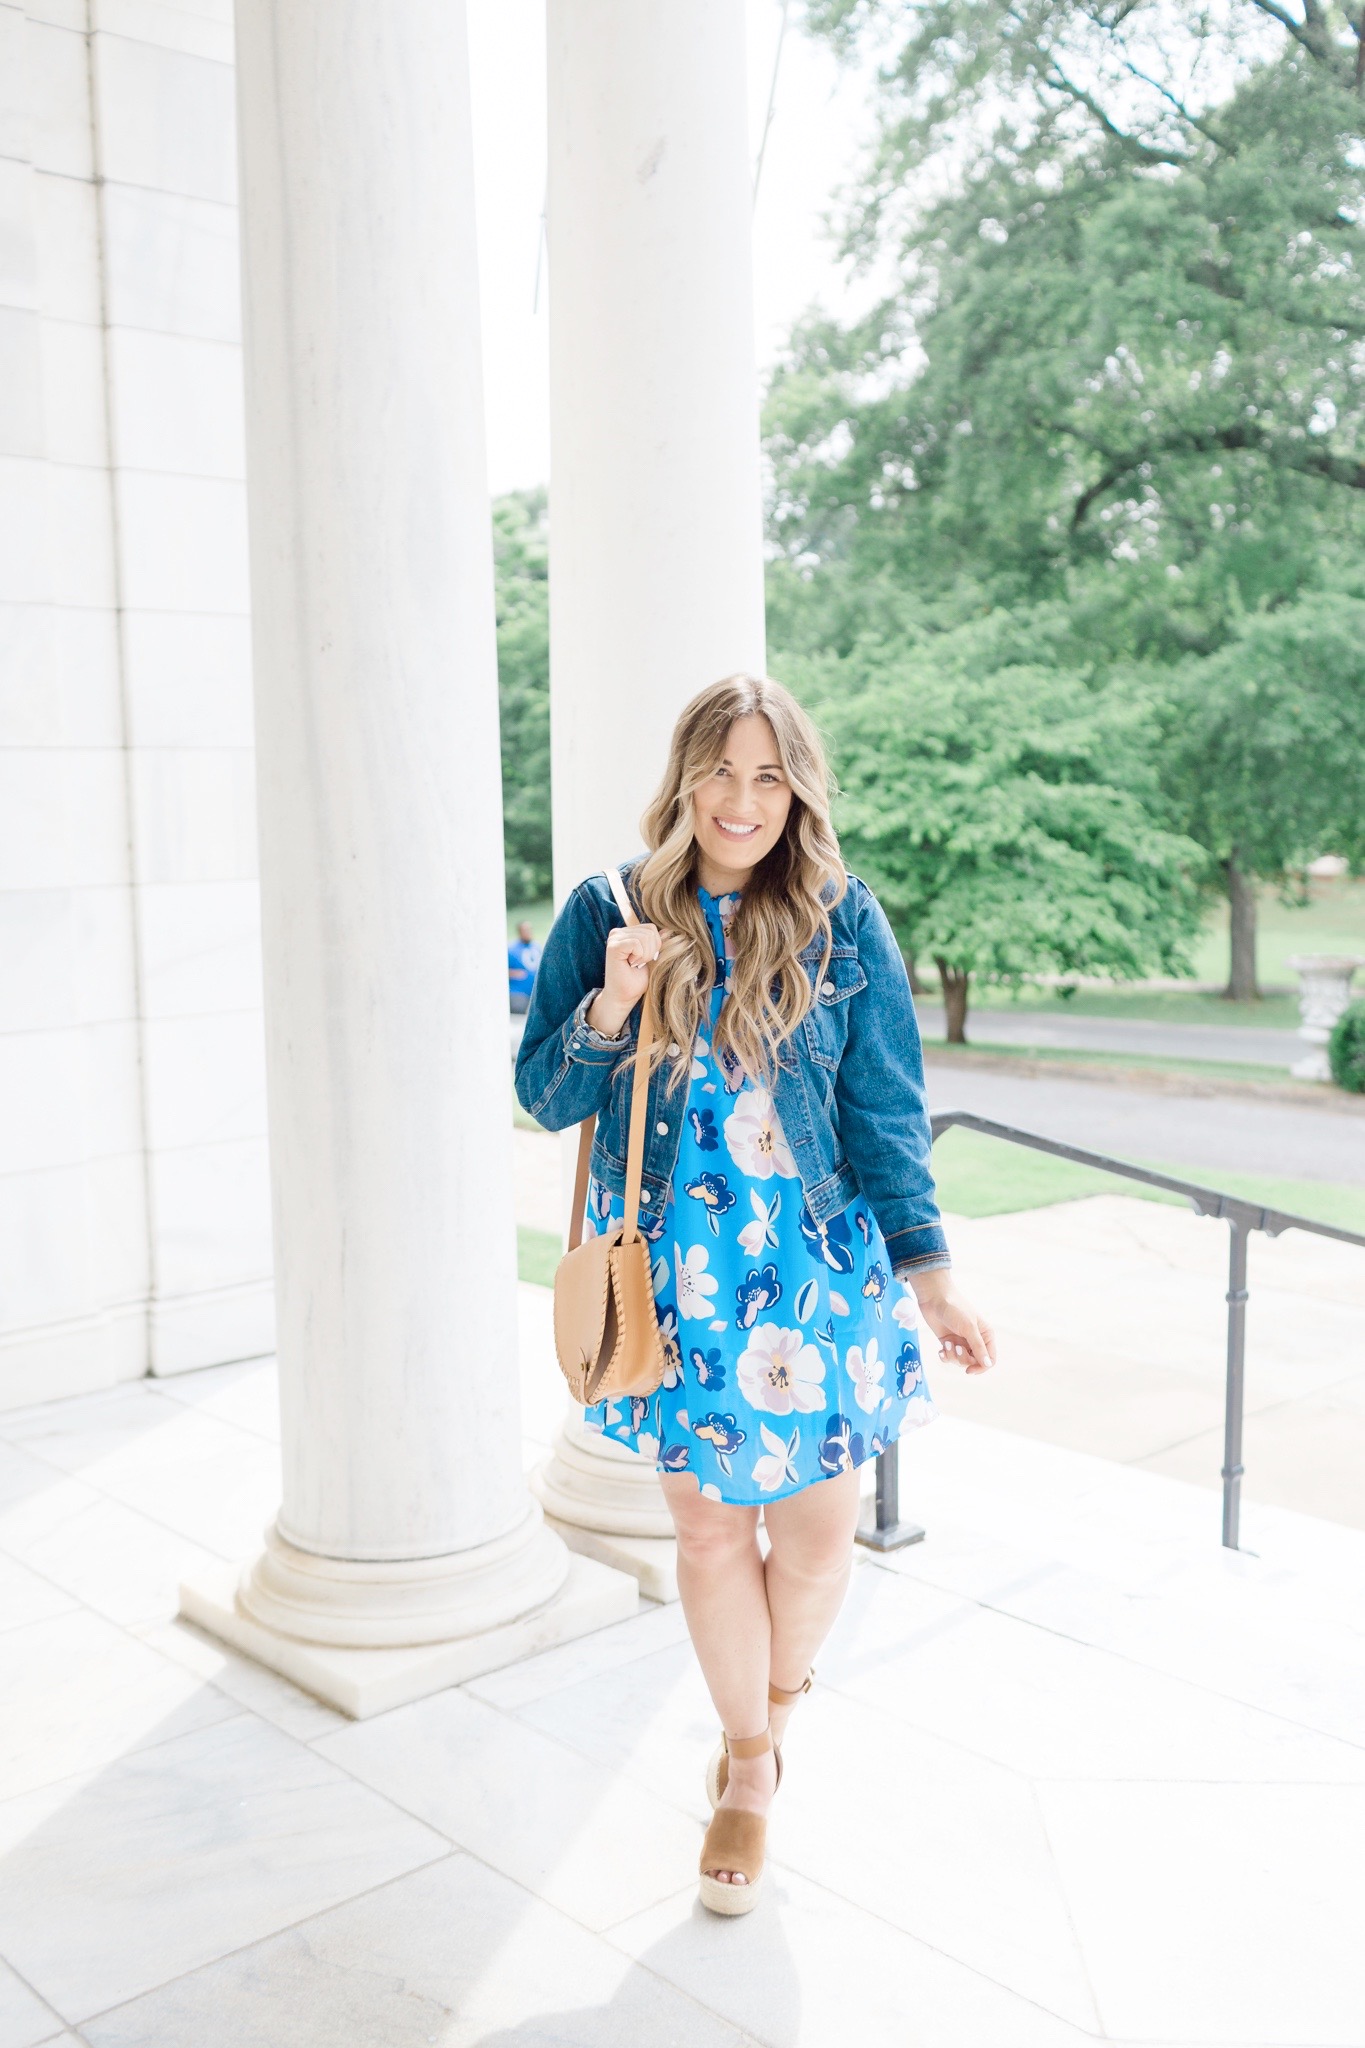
(529, 1409, 678, 1602)
(540, 1519, 678, 1604)
(181, 1550, 636, 1719)
(238, 1507, 572, 1647)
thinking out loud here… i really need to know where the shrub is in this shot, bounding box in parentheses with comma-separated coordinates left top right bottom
(1328, 1000, 1365, 1094)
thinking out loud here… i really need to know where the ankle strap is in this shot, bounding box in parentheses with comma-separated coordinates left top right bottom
(768, 1668, 814, 1707)
(723, 1727, 773, 1760)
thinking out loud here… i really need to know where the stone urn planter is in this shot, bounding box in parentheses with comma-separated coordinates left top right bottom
(1288, 955, 1365, 1082)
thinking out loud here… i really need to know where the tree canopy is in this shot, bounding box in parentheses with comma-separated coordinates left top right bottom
(493, 489, 552, 906)
(770, 20, 1365, 625)
(792, 615, 1203, 1035)
(764, 0, 1365, 1000)
(1161, 594, 1365, 879)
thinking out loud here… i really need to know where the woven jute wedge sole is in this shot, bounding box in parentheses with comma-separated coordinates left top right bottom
(698, 1731, 783, 1918)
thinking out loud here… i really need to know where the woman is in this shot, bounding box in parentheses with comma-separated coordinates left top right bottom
(515, 674, 995, 1916)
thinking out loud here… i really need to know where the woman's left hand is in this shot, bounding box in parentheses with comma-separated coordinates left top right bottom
(907, 1269, 996, 1375)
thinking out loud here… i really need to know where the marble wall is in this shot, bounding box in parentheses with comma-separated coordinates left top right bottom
(0, 0, 272, 1408)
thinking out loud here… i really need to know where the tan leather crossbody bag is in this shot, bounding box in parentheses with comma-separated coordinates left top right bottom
(551, 867, 667, 1406)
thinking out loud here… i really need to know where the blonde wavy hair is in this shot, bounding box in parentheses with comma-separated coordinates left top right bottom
(632, 674, 846, 1092)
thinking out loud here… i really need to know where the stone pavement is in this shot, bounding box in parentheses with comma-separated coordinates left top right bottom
(933, 1192, 1365, 1532)
(2, 1281, 1365, 2046)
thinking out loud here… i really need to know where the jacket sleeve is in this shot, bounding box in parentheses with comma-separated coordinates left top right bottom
(836, 882, 951, 1275)
(513, 883, 636, 1131)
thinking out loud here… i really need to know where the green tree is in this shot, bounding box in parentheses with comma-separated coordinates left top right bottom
(493, 489, 552, 905)
(768, 50, 1365, 621)
(1158, 595, 1365, 995)
(766, 3, 1365, 988)
(794, 627, 1203, 1038)
(805, 0, 1363, 198)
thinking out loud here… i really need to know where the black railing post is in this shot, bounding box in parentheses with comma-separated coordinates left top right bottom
(855, 1439, 925, 1552)
(1221, 1215, 1250, 1551)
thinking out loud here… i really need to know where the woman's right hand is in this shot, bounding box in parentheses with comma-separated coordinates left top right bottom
(587, 923, 666, 1039)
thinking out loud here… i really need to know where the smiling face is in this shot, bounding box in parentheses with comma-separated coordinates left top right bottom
(690, 714, 794, 894)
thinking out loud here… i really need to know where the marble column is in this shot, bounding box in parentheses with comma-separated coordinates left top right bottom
(533, 0, 767, 1595)
(180, 0, 635, 1715)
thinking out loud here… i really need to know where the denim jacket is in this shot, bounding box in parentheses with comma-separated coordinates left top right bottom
(513, 864, 950, 1274)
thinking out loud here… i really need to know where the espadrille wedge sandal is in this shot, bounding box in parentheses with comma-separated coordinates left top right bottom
(698, 1728, 782, 1916)
(705, 1669, 812, 1810)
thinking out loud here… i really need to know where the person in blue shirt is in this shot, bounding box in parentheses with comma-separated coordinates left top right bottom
(516, 672, 995, 1914)
(507, 921, 541, 1014)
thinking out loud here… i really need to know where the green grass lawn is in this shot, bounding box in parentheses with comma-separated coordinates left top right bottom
(1192, 872, 1365, 989)
(965, 984, 1301, 1029)
(944, 874, 1365, 1027)
(923, 1038, 1293, 1085)
(510, 878, 1365, 1029)
(507, 899, 554, 940)
(507, 874, 1364, 1285)
(931, 1125, 1365, 1233)
(518, 1224, 560, 1288)
(515, 1134, 1365, 1285)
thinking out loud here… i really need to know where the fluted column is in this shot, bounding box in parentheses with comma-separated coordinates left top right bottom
(534, 0, 767, 1594)
(180, 0, 634, 1714)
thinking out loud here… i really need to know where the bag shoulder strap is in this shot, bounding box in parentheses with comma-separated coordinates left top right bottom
(567, 867, 653, 1252)
(602, 862, 635, 925)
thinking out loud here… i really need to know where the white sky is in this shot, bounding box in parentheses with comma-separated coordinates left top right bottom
(465, 0, 881, 495)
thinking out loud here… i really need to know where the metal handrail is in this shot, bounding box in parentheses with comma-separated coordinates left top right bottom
(856, 1108, 1365, 1555)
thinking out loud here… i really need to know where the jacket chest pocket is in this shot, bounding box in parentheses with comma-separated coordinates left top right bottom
(802, 952, 867, 1072)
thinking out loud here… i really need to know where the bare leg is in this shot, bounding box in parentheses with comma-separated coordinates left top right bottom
(660, 1473, 776, 1887)
(762, 1464, 861, 1748)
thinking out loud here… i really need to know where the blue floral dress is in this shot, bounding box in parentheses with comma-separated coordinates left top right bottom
(583, 886, 934, 1505)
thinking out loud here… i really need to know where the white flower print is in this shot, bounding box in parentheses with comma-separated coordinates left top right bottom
(658, 1306, 683, 1388)
(752, 1423, 800, 1492)
(675, 1242, 719, 1321)
(891, 1293, 918, 1333)
(737, 1187, 781, 1258)
(716, 893, 741, 988)
(701, 1482, 723, 1501)
(724, 1086, 798, 1180)
(636, 1432, 660, 1464)
(691, 1035, 711, 1081)
(845, 1338, 885, 1415)
(736, 1322, 825, 1415)
(898, 1401, 935, 1437)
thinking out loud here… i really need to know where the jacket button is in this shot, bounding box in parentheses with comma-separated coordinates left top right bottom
(656, 1120, 669, 1136)
(667, 1042, 681, 1058)
(821, 980, 836, 997)
(640, 1187, 652, 1203)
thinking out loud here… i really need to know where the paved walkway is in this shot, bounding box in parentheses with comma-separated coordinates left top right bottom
(1, 1333, 1363, 2046)
(923, 1059, 1365, 1186)
(932, 1193, 1365, 1532)
(917, 1004, 1302, 1068)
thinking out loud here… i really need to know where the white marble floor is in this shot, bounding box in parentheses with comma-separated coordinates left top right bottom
(2, 1315, 1365, 2046)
